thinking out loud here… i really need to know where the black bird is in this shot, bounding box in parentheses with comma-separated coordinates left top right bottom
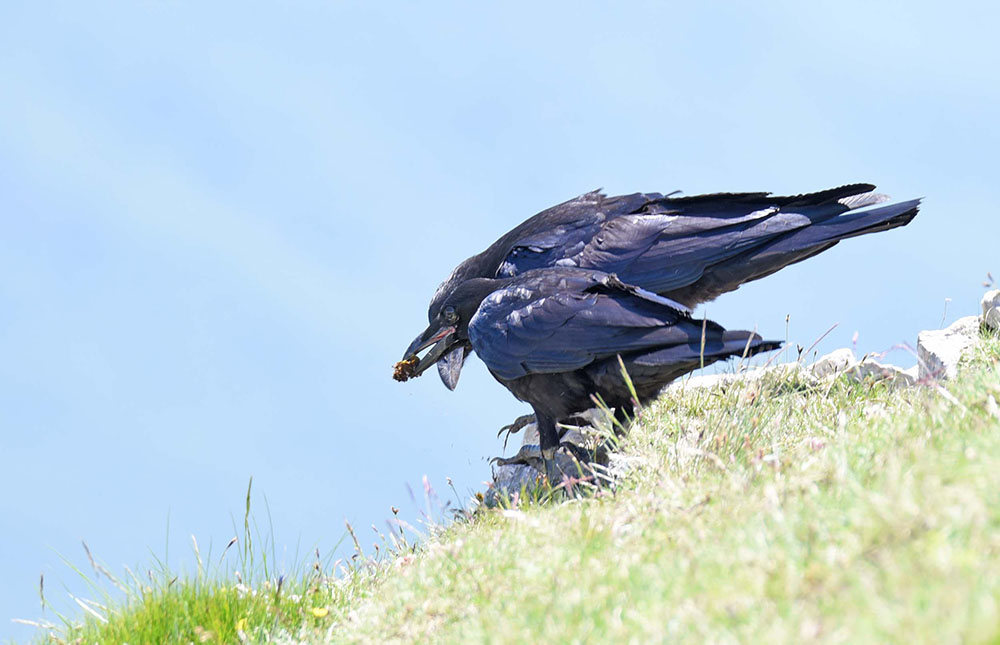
(405, 183, 920, 391)
(398, 267, 780, 478)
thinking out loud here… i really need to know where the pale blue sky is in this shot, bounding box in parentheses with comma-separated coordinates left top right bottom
(2, 1, 998, 639)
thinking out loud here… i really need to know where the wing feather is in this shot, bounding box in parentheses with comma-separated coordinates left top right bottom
(469, 276, 719, 380)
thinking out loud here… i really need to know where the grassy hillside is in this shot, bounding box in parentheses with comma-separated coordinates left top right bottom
(34, 330, 1000, 643)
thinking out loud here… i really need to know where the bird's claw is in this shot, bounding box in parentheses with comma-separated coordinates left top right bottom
(491, 443, 545, 469)
(497, 414, 537, 450)
(497, 414, 536, 437)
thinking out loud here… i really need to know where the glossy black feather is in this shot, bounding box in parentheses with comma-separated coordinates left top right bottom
(402, 182, 919, 462)
(470, 270, 710, 380)
(429, 185, 919, 320)
(447, 268, 780, 453)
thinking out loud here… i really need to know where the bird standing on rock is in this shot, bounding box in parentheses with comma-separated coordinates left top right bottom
(398, 267, 779, 480)
(396, 184, 920, 479)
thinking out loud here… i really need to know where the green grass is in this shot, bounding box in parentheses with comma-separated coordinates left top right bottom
(23, 480, 404, 644)
(33, 331, 1000, 643)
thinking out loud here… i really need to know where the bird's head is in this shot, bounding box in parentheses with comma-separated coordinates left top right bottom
(395, 278, 500, 390)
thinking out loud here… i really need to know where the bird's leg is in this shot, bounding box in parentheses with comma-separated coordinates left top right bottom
(537, 415, 565, 484)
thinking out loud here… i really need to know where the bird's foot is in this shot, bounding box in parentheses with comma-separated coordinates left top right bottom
(491, 443, 546, 471)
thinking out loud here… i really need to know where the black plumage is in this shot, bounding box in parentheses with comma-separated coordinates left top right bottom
(397, 184, 920, 476)
(410, 184, 919, 390)
(402, 268, 779, 472)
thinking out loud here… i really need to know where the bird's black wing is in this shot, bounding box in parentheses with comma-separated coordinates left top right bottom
(494, 190, 655, 277)
(467, 270, 722, 380)
(492, 184, 919, 306)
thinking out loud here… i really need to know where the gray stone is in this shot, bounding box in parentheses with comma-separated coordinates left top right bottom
(488, 461, 545, 503)
(982, 290, 1000, 331)
(485, 406, 615, 506)
(917, 315, 981, 380)
(485, 448, 602, 506)
(811, 348, 858, 378)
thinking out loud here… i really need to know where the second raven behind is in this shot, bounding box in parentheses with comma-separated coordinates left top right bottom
(405, 184, 920, 390)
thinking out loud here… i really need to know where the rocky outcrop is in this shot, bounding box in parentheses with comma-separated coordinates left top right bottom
(486, 410, 612, 505)
(805, 348, 916, 386)
(917, 316, 981, 381)
(811, 348, 857, 379)
(852, 356, 918, 387)
(667, 348, 918, 393)
(983, 290, 1000, 332)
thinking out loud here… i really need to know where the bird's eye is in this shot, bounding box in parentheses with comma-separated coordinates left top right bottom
(442, 305, 458, 324)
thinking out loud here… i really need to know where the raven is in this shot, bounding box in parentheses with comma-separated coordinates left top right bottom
(405, 184, 919, 390)
(397, 267, 780, 478)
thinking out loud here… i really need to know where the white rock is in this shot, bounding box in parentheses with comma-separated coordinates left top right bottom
(987, 395, 1000, 421)
(809, 348, 915, 387)
(983, 290, 1000, 331)
(850, 358, 917, 387)
(750, 361, 816, 385)
(665, 371, 739, 392)
(811, 348, 858, 378)
(917, 315, 981, 380)
(667, 361, 819, 393)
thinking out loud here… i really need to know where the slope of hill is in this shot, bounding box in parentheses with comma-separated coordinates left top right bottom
(31, 324, 1000, 644)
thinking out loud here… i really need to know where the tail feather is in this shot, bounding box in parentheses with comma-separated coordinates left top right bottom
(781, 183, 877, 206)
(760, 199, 920, 254)
(836, 191, 890, 210)
(612, 332, 782, 404)
(664, 198, 921, 305)
(649, 183, 877, 211)
(632, 332, 781, 367)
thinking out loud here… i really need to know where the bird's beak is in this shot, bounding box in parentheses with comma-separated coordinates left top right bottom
(400, 324, 458, 380)
(436, 345, 469, 391)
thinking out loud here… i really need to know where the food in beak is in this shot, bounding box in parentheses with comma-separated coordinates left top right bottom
(393, 356, 420, 382)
